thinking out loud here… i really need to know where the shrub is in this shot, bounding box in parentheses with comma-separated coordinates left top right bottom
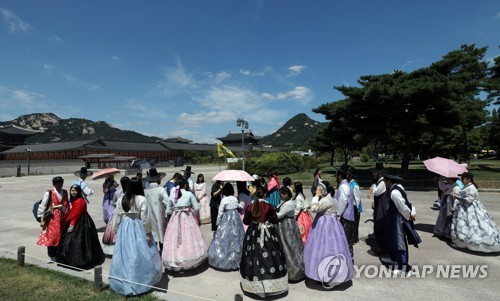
(228, 152, 305, 176)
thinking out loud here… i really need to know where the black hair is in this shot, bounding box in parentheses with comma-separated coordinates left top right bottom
(236, 181, 250, 196)
(122, 177, 144, 212)
(196, 173, 205, 184)
(252, 186, 267, 219)
(279, 186, 292, 200)
(293, 181, 305, 200)
(69, 184, 83, 202)
(120, 176, 130, 192)
(322, 181, 335, 197)
(222, 182, 235, 196)
(282, 177, 292, 187)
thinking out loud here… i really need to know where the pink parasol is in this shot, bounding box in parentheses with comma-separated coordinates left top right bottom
(423, 157, 468, 178)
(91, 167, 120, 180)
(212, 169, 255, 182)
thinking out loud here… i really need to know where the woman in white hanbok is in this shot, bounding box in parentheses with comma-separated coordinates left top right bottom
(451, 172, 500, 253)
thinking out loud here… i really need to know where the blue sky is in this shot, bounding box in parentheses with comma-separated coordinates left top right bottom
(1, 1, 499, 143)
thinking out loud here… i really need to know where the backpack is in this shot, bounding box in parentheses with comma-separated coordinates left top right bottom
(33, 190, 52, 223)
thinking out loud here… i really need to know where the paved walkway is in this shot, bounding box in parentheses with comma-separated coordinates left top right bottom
(0, 165, 499, 300)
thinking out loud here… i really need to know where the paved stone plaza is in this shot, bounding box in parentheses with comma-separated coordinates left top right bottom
(0, 164, 499, 300)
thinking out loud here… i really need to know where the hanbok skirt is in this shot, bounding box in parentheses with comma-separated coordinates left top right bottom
(266, 190, 280, 208)
(240, 222, 288, 298)
(276, 217, 305, 281)
(102, 191, 115, 224)
(162, 207, 207, 270)
(296, 210, 313, 245)
(304, 212, 354, 287)
(433, 195, 453, 239)
(198, 195, 211, 224)
(208, 209, 245, 270)
(110, 217, 163, 296)
(56, 213, 105, 269)
(451, 199, 500, 253)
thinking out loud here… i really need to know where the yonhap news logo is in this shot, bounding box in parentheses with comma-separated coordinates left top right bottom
(353, 264, 488, 279)
(317, 254, 350, 288)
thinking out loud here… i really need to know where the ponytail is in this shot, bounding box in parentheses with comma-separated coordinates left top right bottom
(252, 186, 267, 219)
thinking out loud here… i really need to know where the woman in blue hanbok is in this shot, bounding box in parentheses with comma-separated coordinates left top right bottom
(109, 177, 162, 296)
(451, 172, 500, 253)
(208, 182, 245, 270)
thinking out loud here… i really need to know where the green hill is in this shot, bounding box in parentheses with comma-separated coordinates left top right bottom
(259, 113, 326, 148)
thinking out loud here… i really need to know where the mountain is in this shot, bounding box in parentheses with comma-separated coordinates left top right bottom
(259, 113, 326, 148)
(1, 112, 325, 146)
(0, 113, 161, 143)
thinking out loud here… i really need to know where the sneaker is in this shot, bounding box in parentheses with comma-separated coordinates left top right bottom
(430, 204, 441, 210)
(392, 269, 406, 277)
(380, 255, 398, 265)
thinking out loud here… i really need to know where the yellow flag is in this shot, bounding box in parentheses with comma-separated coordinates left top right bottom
(217, 143, 236, 158)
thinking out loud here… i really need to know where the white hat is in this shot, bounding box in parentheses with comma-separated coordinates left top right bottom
(252, 174, 260, 179)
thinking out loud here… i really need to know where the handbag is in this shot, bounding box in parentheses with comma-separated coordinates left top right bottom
(33, 190, 51, 223)
(102, 210, 117, 245)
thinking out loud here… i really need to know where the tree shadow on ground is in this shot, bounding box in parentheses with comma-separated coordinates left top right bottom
(414, 223, 435, 234)
(446, 241, 500, 257)
(304, 278, 353, 291)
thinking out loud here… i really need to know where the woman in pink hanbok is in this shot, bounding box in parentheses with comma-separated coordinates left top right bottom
(162, 178, 207, 271)
(194, 174, 211, 224)
(293, 181, 312, 245)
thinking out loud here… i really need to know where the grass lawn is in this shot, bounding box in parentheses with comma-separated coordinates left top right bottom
(281, 159, 500, 189)
(0, 258, 163, 301)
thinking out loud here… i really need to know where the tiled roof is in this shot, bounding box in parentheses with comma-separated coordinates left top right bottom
(160, 142, 216, 152)
(0, 125, 39, 136)
(1, 140, 96, 153)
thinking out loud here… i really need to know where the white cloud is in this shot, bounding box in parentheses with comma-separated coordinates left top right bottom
(124, 100, 168, 118)
(62, 73, 101, 91)
(0, 7, 30, 34)
(287, 65, 307, 76)
(43, 63, 55, 73)
(111, 55, 121, 62)
(52, 35, 63, 43)
(263, 86, 312, 104)
(196, 85, 263, 113)
(239, 68, 268, 77)
(155, 57, 195, 97)
(178, 111, 236, 125)
(0, 85, 48, 110)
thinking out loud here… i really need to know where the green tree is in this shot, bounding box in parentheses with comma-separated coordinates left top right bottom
(429, 44, 490, 161)
(485, 55, 500, 105)
(312, 99, 359, 165)
(490, 109, 500, 155)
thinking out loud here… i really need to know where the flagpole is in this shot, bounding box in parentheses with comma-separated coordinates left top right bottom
(217, 144, 221, 171)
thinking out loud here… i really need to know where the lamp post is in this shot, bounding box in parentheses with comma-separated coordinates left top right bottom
(25, 148, 32, 175)
(237, 118, 249, 171)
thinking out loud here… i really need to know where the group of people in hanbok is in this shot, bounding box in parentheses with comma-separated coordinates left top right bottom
(36, 162, 500, 299)
(433, 172, 500, 253)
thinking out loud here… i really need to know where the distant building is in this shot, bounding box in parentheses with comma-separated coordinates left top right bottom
(216, 131, 261, 148)
(0, 125, 39, 152)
